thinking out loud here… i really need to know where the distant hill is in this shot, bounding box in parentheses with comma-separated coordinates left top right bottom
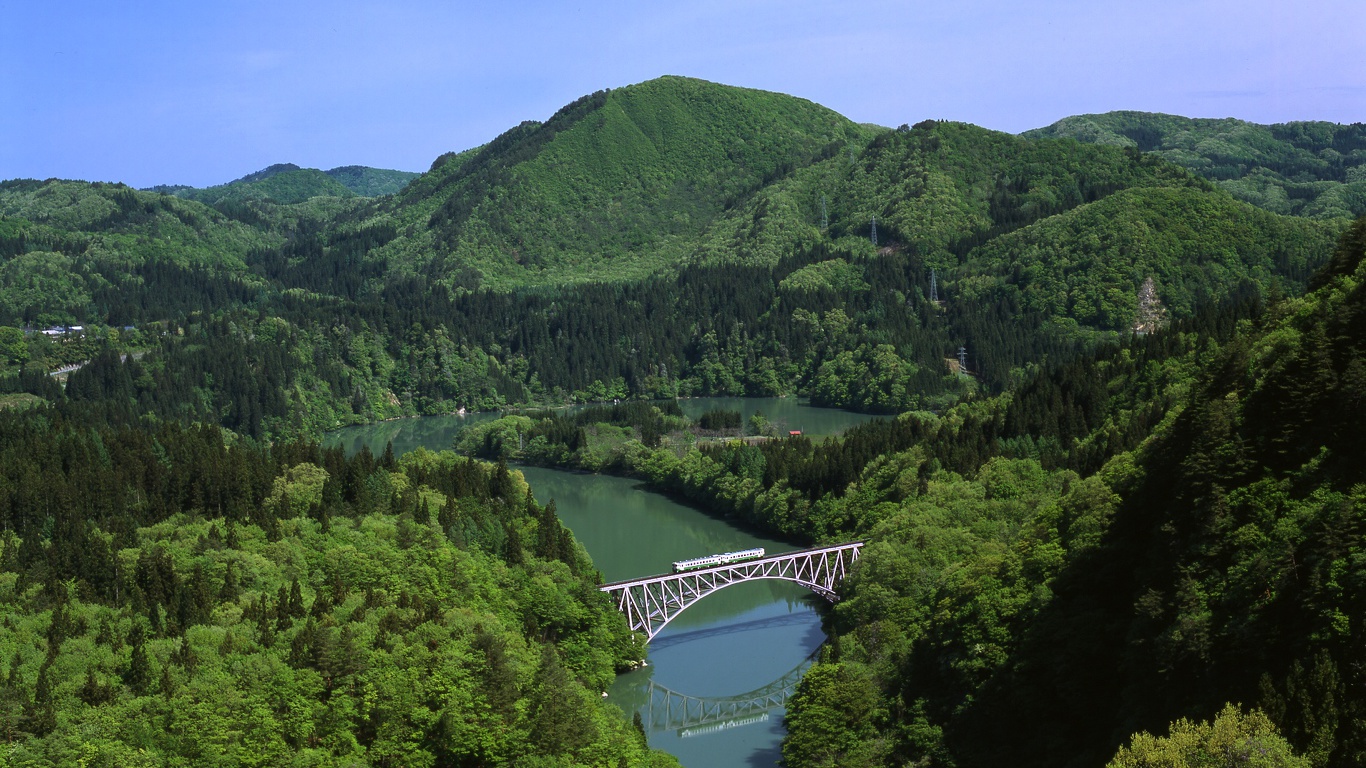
(146, 163, 419, 205)
(0, 80, 1345, 341)
(0, 179, 278, 325)
(1025, 111, 1366, 218)
(362, 75, 873, 287)
(323, 165, 420, 196)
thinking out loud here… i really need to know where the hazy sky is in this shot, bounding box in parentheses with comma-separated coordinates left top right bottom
(3, 1, 1362, 188)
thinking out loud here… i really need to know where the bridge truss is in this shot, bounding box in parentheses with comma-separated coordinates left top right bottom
(599, 542, 863, 641)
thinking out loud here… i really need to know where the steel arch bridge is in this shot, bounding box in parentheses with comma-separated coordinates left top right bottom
(599, 542, 863, 640)
(639, 653, 817, 736)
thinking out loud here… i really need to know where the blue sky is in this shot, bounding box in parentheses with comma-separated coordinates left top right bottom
(3, 1, 1362, 188)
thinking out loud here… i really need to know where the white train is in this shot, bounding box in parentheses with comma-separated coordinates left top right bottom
(672, 547, 766, 573)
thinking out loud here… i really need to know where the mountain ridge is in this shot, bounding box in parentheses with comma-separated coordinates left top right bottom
(1025, 110, 1366, 218)
(144, 163, 420, 205)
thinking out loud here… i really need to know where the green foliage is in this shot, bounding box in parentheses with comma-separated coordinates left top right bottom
(322, 165, 420, 197)
(779, 258, 869, 294)
(0, 413, 673, 765)
(0, 82, 1343, 420)
(172, 164, 357, 204)
(782, 661, 886, 767)
(0, 80, 1362, 768)
(0, 327, 27, 366)
(0, 180, 278, 325)
(1027, 111, 1366, 218)
(958, 185, 1340, 330)
(359, 76, 867, 288)
(1107, 704, 1308, 768)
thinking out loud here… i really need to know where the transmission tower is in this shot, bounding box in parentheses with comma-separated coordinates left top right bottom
(820, 194, 829, 231)
(957, 346, 968, 376)
(870, 216, 878, 247)
(930, 269, 939, 302)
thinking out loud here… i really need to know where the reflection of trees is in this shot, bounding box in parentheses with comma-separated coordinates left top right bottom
(326, 413, 499, 457)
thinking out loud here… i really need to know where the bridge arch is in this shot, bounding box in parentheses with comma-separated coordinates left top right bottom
(599, 542, 863, 641)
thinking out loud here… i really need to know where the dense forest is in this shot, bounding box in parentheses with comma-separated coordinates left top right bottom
(3, 76, 1364, 766)
(1027, 111, 1366, 219)
(0, 405, 676, 765)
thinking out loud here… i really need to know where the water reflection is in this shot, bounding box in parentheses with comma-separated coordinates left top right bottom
(632, 648, 820, 736)
(325, 412, 501, 456)
(674, 396, 878, 438)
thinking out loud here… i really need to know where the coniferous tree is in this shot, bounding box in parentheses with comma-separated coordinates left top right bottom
(125, 641, 151, 696)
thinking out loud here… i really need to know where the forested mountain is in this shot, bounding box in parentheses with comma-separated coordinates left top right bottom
(1026, 111, 1366, 218)
(0, 79, 1351, 425)
(146, 163, 420, 205)
(355, 75, 872, 288)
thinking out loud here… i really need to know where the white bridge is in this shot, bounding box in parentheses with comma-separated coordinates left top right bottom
(599, 542, 863, 640)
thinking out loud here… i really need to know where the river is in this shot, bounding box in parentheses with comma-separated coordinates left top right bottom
(326, 398, 879, 767)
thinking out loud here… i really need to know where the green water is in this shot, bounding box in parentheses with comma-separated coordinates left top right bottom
(325, 412, 502, 456)
(325, 398, 880, 766)
(677, 396, 876, 437)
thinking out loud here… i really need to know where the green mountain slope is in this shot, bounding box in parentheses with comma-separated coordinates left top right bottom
(695, 118, 1206, 267)
(363, 75, 872, 288)
(713, 219, 1366, 767)
(695, 119, 1340, 334)
(956, 184, 1341, 331)
(323, 165, 420, 196)
(0, 179, 278, 324)
(1025, 111, 1366, 218)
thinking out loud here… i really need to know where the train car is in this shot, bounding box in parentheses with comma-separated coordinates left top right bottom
(672, 547, 765, 573)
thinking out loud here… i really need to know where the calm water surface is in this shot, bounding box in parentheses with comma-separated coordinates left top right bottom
(676, 396, 874, 437)
(325, 398, 881, 767)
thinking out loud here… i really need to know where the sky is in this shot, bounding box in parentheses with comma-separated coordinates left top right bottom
(3, 0, 1363, 188)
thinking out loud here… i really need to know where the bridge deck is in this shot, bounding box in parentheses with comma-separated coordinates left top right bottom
(599, 541, 863, 589)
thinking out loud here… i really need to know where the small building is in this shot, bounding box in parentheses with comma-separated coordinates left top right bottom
(789, 430, 802, 436)
(41, 325, 84, 338)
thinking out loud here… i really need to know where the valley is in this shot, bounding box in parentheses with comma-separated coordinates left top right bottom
(1, 76, 1363, 767)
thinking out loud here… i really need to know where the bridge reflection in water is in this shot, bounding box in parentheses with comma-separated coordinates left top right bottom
(641, 649, 819, 737)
